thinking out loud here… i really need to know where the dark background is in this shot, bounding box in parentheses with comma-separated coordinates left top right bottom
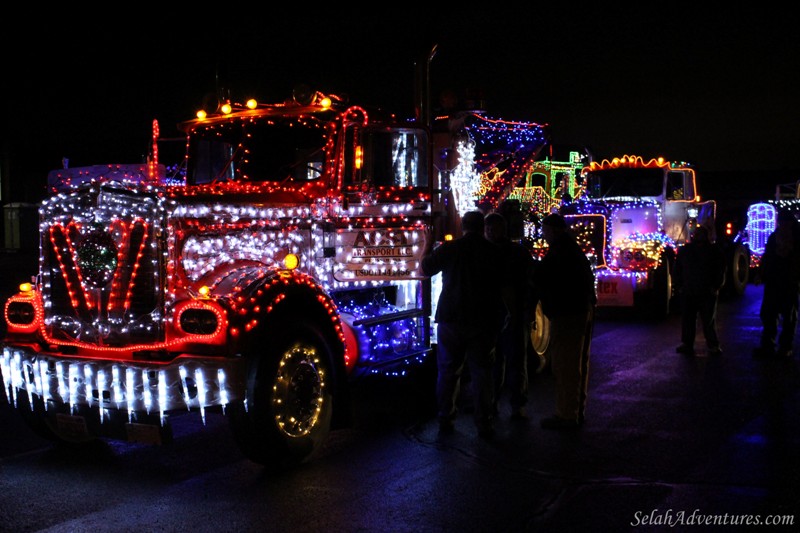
(3, 7, 799, 210)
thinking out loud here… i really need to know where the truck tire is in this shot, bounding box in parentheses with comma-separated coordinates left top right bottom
(530, 300, 551, 372)
(725, 243, 750, 296)
(229, 321, 334, 470)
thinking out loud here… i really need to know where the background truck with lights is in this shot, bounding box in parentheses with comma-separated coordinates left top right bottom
(735, 179, 800, 275)
(559, 155, 750, 318)
(0, 82, 549, 469)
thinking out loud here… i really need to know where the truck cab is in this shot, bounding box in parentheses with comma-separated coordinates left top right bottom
(561, 155, 721, 317)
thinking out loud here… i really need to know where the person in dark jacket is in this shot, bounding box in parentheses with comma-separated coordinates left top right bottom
(755, 208, 800, 358)
(673, 225, 726, 356)
(421, 210, 507, 438)
(484, 211, 537, 420)
(533, 213, 596, 430)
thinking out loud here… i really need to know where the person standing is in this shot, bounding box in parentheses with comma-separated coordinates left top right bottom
(755, 208, 800, 358)
(421, 210, 507, 438)
(673, 225, 726, 357)
(484, 211, 537, 420)
(533, 213, 596, 430)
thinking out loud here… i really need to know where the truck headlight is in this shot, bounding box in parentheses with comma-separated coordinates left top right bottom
(615, 248, 658, 271)
(179, 308, 219, 335)
(6, 300, 36, 325)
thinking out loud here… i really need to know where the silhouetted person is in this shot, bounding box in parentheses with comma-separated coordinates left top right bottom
(485, 212, 537, 420)
(422, 211, 506, 438)
(533, 213, 596, 430)
(755, 208, 800, 358)
(673, 225, 726, 356)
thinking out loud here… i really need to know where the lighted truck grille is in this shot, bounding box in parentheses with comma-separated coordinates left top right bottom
(40, 183, 166, 345)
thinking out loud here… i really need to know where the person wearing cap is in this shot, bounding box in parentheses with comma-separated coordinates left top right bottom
(755, 208, 800, 358)
(533, 212, 597, 430)
(421, 210, 507, 439)
(673, 224, 726, 357)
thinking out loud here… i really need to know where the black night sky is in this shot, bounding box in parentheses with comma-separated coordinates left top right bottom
(3, 7, 800, 205)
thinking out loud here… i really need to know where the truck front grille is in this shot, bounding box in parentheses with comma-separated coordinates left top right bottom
(40, 182, 166, 346)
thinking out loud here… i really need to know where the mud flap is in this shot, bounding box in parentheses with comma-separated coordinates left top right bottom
(55, 413, 91, 440)
(126, 421, 171, 445)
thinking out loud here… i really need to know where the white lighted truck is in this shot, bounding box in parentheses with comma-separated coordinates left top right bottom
(559, 155, 749, 317)
(0, 83, 548, 469)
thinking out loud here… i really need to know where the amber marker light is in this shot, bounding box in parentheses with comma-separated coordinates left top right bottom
(19, 282, 33, 293)
(444, 234, 453, 241)
(284, 253, 299, 270)
(198, 285, 211, 298)
(246, 99, 257, 109)
(355, 146, 363, 169)
(196, 109, 207, 120)
(319, 96, 332, 109)
(221, 102, 232, 115)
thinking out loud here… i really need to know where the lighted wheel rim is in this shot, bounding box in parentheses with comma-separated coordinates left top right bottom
(272, 344, 325, 437)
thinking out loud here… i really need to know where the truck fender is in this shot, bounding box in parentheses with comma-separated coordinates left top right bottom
(224, 272, 354, 469)
(208, 266, 352, 424)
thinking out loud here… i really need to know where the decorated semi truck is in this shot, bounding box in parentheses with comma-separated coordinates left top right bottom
(737, 179, 800, 272)
(508, 150, 587, 222)
(559, 155, 749, 318)
(0, 83, 548, 468)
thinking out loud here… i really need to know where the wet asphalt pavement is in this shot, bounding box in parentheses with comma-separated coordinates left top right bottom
(0, 248, 798, 532)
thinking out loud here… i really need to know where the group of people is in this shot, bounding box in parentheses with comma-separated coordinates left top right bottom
(420, 204, 800, 440)
(671, 207, 800, 360)
(421, 208, 597, 439)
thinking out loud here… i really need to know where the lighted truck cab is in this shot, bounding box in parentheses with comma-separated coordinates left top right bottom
(561, 155, 726, 317)
(1, 91, 440, 469)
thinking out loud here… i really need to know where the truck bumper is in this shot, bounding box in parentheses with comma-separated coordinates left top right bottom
(1, 344, 246, 422)
(594, 269, 650, 307)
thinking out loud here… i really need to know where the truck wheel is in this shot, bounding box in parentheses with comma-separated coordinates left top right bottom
(229, 322, 334, 470)
(530, 300, 551, 372)
(725, 244, 750, 296)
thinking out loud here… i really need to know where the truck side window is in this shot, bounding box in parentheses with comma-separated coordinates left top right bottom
(529, 172, 546, 188)
(363, 129, 429, 188)
(667, 171, 685, 200)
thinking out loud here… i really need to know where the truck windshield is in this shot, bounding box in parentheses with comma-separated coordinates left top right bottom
(186, 119, 327, 185)
(586, 167, 664, 198)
